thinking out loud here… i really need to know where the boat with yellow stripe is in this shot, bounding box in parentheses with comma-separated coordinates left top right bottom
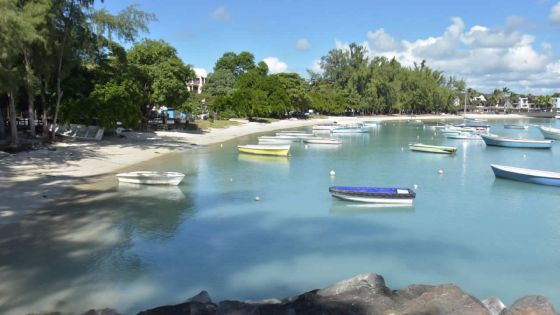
(237, 144, 290, 156)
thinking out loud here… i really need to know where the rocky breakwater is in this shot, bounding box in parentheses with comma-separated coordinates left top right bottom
(132, 273, 557, 315)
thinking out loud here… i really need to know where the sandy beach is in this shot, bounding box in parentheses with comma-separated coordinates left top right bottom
(0, 113, 529, 216)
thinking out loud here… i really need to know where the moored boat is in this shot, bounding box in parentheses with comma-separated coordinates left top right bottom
(538, 126, 560, 140)
(480, 134, 553, 149)
(116, 171, 185, 185)
(504, 124, 528, 130)
(304, 138, 342, 145)
(237, 144, 290, 156)
(331, 125, 369, 133)
(329, 186, 416, 204)
(409, 143, 457, 154)
(312, 124, 338, 131)
(276, 132, 314, 137)
(258, 137, 293, 144)
(258, 135, 301, 142)
(446, 133, 482, 140)
(491, 164, 560, 186)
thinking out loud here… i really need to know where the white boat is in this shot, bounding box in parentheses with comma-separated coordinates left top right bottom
(329, 186, 416, 204)
(446, 133, 482, 140)
(276, 131, 312, 136)
(331, 124, 369, 133)
(539, 126, 560, 140)
(116, 171, 185, 185)
(258, 135, 301, 142)
(312, 124, 338, 131)
(555, 115, 560, 119)
(504, 124, 528, 130)
(258, 138, 293, 144)
(304, 138, 342, 145)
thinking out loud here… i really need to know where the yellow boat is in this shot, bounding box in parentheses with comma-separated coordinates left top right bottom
(237, 144, 290, 156)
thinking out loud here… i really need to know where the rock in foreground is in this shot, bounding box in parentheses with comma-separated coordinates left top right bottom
(137, 273, 557, 315)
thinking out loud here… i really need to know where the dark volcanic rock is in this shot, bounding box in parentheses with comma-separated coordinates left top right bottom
(136, 273, 558, 315)
(500, 295, 557, 315)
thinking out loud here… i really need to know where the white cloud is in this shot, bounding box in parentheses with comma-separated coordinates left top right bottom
(210, 7, 230, 21)
(310, 59, 323, 73)
(550, 2, 560, 24)
(194, 67, 207, 78)
(296, 38, 311, 51)
(338, 17, 559, 94)
(263, 57, 288, 74)
(367, 29, 401, 52)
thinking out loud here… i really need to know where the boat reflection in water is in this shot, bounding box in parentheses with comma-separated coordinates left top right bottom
(329, 201, 415, 215)
(238, 153, 289, 165)
(117, 182, 187, 201)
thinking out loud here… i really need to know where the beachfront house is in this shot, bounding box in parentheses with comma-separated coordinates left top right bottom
(187, 68, 207, 94)
(517, 97, 531, 110)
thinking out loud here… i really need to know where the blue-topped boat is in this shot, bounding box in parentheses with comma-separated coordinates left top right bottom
(329, 186, 416, 204)
(480, 134, 553, 149)
(491, 164, 560, 186)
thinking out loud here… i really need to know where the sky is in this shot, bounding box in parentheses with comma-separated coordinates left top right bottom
(99, 0, 560, 94)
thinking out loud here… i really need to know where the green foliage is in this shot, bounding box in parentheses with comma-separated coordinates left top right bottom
(128, 39, 195, 110)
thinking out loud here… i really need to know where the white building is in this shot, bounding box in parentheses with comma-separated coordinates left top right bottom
(518, 97, 530, 109)
(471, 95, 486, 102)
(187, 68, 208, 94)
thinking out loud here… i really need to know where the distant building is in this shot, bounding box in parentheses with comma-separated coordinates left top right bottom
(187, 68, 208, 94)
(471, 95, 486, 102)
(518, 97, 530, 110)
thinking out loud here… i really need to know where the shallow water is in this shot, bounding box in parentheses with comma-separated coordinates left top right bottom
(2, 118, 560, 314)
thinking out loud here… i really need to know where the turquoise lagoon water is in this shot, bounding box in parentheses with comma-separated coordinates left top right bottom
(2, 118, 560, 314)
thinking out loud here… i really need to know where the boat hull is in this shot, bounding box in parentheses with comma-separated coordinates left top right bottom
(304, 138, 341, 145)
(329, 186, 416, 204)
(539, 126, 560, 140)
(331, 127, 369, 133)
(237, 145, 290, 156)
(491, 164, 560, 186)
(481, 135, 553, 148)
(409, 144, 456, 154)
(117, 172, 185, 185)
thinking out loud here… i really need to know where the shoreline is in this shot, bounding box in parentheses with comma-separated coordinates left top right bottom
(0, 113, 530, 216)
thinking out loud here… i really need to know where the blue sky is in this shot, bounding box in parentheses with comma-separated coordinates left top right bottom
(99, 0, 560, 94)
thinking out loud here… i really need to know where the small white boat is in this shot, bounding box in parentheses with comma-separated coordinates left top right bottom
(116, 171, 185, 185)
(258, 135, 301, 142)
(312, 124, 338, 131)
(331, 124, 369, 133)
(539, 126, 560, 140)
(329, 186, 416, 204)
(555, 115, 560, 119)
(504, 124, 528, 130)
(304, 138, 342, 145)
(446, 133, 482, 140)
(409, 143, 457, 154)
(258, 138, 293, 144)
(276, 131, 312, 136)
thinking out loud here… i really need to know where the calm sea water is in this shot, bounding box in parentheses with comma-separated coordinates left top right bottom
(2, 118, 560, 314)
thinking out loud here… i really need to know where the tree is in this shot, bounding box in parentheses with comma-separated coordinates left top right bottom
(204, 69, 235, 97)
(214, 51, 255, 77)
(0, 0, 44, 146)
(128, 39, 195, 117)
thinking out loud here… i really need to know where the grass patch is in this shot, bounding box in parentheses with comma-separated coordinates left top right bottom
(194, 119, 241, 130)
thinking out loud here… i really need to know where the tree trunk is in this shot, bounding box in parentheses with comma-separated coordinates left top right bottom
(51, 0, 73, 141)
(24, 50, 36, 137)
(8, 90, 19, 147)
(40, 77, 48, 137)
(0, 102, 5, 140)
